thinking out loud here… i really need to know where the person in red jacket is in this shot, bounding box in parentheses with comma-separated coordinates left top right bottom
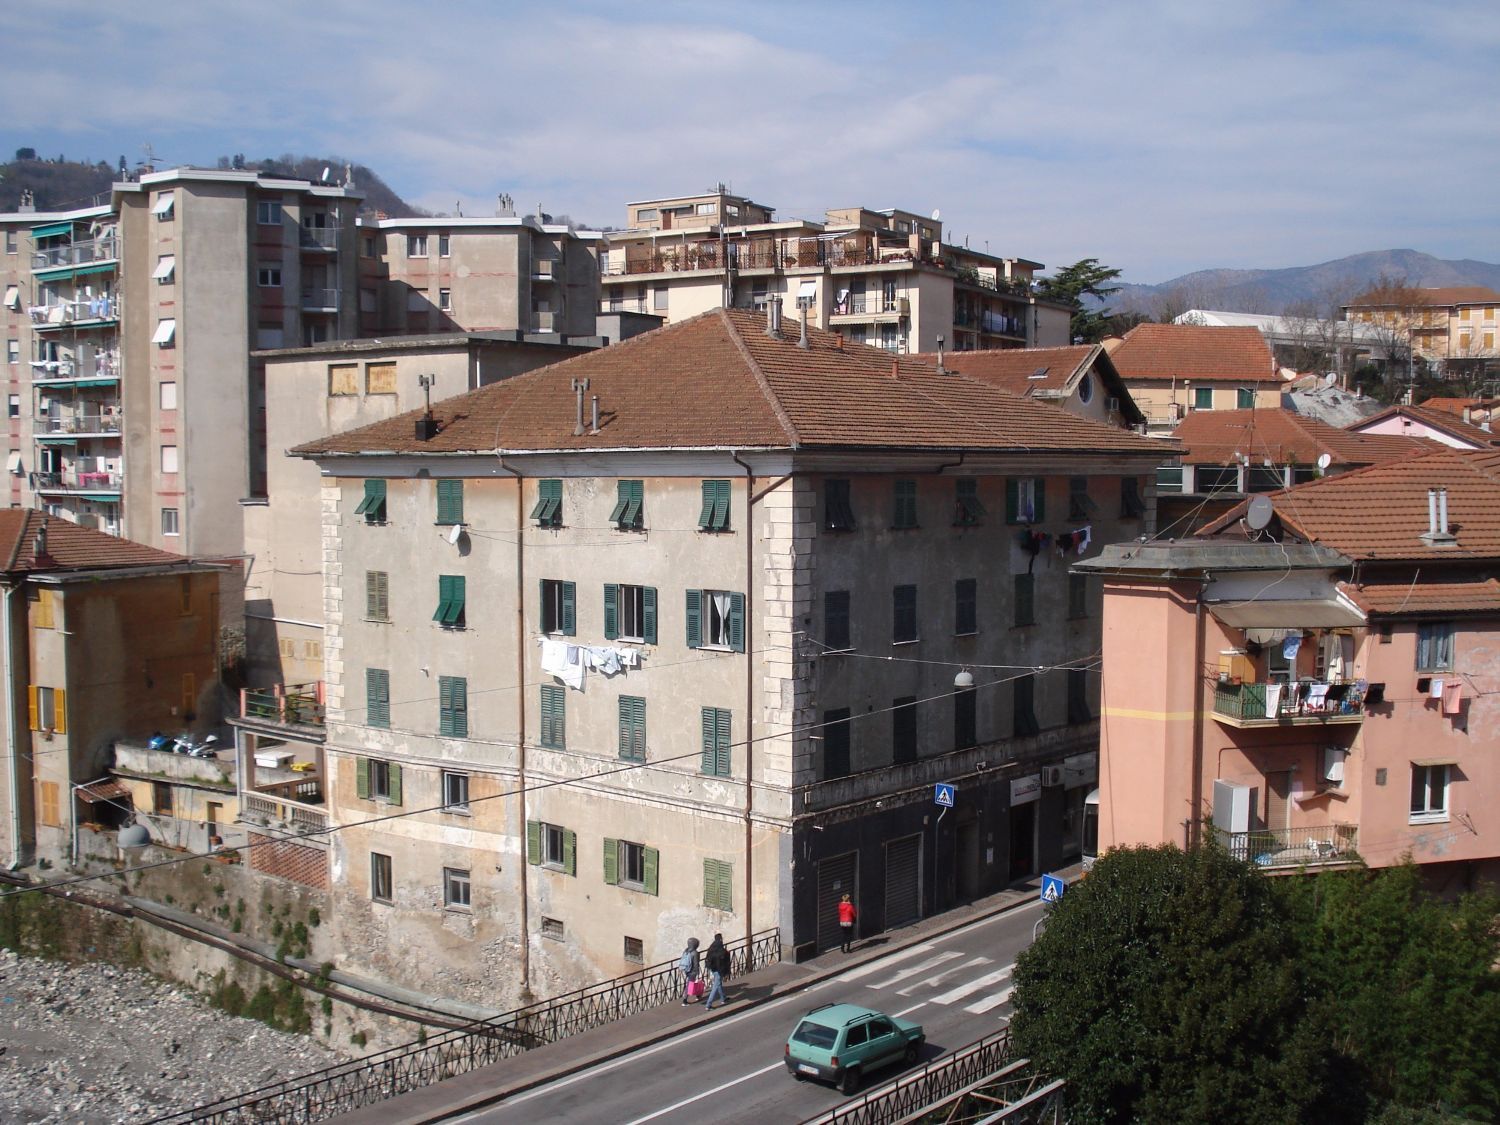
(838, 893, 857, 953)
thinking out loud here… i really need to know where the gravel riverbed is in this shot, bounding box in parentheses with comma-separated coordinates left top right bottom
(0, 947, 346, 1124)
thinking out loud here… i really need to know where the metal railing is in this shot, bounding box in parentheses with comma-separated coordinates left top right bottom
(243, 788, 327, 834)
(1213, 679, 1364, 721)
(34, 412, 122, 434)
(298, 224, 341, 250)
(29, 296, 121, 326)
(1219, 824, 1358, 868)
(300, 288, 340, 310)
(30, 352, 121, 380)
(151, 928, 782, 1124)
(242, 683, 326, 728)
(32, 236, 120, 271)
(30, 469, 123, 492)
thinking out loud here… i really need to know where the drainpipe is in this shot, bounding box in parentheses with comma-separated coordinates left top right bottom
(3, 583, 22, 864)
(497, 456, 530, 998)
(730, 451, 757, 964)
(1190, 585, 1207, 848)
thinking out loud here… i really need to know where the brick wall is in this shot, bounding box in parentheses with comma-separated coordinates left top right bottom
(248, 832, 329, 890)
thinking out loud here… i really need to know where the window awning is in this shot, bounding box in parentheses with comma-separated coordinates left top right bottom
(76, 778, 130, 803)
(152, 318, 176, 344)
(6, 451, 22, 474)
(151, 193, 175, 217)
(3, 285, 18, 309)
(798, 280, 817, 296)
(68, 263, 115, 278)
(152, 256, 176, 280)
(1412, 757, 1458, 767)
(31, 221, 73, 240)
(1206, 598, 1364, 630)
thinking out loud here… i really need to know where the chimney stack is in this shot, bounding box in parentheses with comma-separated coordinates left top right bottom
(798, 311, 809, 350)
(766, 297, 783, 338)
(1421, 487, 1457, 546)
(936, 334, 947, 374)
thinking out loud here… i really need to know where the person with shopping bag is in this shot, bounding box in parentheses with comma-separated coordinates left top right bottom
(679, 937, 702, 1005)
(702, 933, 731, 1010)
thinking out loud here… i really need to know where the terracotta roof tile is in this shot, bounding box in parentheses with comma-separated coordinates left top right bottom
(908, 346, 1094, 393)
(1108, 323, 1278, 384)
(0, 511, 189, 575)
(1349, 286, 1500, 308)
(1171, 408, 1429, 466)
(295, 309, 1169, 459)
(1353, 404, 1500, 448)
(1339, 578, 1500, 616)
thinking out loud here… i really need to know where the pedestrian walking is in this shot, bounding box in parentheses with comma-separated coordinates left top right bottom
(703, 933, 731, 1010)
(838, 893, 858, 953)
(679, 937, 701, 1005)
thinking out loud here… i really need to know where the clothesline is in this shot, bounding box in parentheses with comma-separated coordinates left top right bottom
(537, 636, 642, 691)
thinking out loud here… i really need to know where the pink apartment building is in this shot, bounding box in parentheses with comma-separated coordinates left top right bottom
(1077, 446, 1500, 892)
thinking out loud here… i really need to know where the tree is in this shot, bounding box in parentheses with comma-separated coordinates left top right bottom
(1034, 258, 1123, 344)
(1346, 274, 1434, 396)
(1011, 843, 1329, 1124)
(14, 147, 36, 161)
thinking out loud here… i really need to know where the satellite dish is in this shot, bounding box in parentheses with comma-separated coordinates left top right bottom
(448, 524, 463, 546)
(930, 209, 940, 221)
(1246, 494, 1274, 531)
(1316, 452, 1332, 470)
(320, 166, 331, 183)
(1324, 372, 1337, 386)
(118, 823, 150, 848)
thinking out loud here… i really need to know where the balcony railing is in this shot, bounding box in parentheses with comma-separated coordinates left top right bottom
(980, 310, 1024, 336)
(28, 296, 121, 327)
(298, 224, 341, 250)
(30, 469, 123, 492)
(32, 237, 120, 272)
(600, 299, 650, 314)
(243, 787, 328, 835)
(30, 352, 121, 381)
(1213, 679, 1364, 725)
(832, 293, 907, 317)
(34, 412, 122, 435)
(241, 682, 326, 729)
(1218, 824, 1358, 868)
(300, 288, 340, 311)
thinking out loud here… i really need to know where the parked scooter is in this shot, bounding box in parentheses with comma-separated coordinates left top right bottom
(172, 733, 219, 758)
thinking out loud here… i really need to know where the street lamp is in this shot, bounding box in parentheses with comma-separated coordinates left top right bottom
(953, 667, 974, 689)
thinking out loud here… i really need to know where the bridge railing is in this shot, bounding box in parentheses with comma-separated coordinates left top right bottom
(148, 928, 782, 1125)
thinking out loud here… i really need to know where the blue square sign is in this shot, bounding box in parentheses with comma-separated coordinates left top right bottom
(1040, 874, 1066, 903)
(934, 783, 956, 808)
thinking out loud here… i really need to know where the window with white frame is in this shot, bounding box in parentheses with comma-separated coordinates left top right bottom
(439, 287, 451, 311)
(439, 233, 450, 257)
(257, 265, 282, 288)
(7, 394, 18, 418)
(152, 192, 175, 219)
(441, 770, 469, 812)
(1415, 622, 1454, 671)
(161, 508, 179, 536)
(407, 234, 428, 257)
(1410, 763, 1449, 822)
(159, 381, 177, 411)
(160, 445, 179, 474)
(6, 340, 17, 365)
(153, 319, 176, 346)
(443, 867, 471, 909)
(695, 202, 717, 215)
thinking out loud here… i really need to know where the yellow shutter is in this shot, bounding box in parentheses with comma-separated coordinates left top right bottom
(366, 362, 397, 394)
(38, 781, 59, 827)
(329, 363, 358, 395)
(52, 688, 65, 734)
(28, 686, 38, 731)
(35, 590, 54, 629)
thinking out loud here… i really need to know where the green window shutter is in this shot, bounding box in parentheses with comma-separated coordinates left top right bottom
(618, 695, 631, 758)
(728, 592, 745, 653)
(356, 756, 370, 800)
(603, 584, 619, 639)
(451, 678, 468, 738)
(355, 479, 386, 520)
(388, 763, 403, 806)
(701, 707, 716, 774)
(366, 571, 389, 620)
(698, 481, 716, 530)
(716, 708, 731, 776)
(561, 581, 576, 637)
(436, 479, 463, 525)
(603, 838, 619, 885)
(619, 695, 646, 761)
(433, 574, 451, 623)
(643, 846, 659, 896)
(894, 479, 917, 528)
(712, 480, 730, 530)
(563, 828, 577, 876)
(608, 483, 629, 524)
(450, 576, 466, 627)
(1033, 478, 1046, 522)
(540, 684, 564, 748)
(1005, 479, 1019, 524)
(642, 586, 658, 644)
(526, 820, 541, 865)
(530, 480, 562, 525)
(703, 859, 715, 908)
(685, 589, 702, 649)
(366, 668, 389, 728)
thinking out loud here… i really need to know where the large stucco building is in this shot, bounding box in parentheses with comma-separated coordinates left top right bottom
(1342, 286, 1500, 378)
(287, 307, 1167, 1005)
(1105, 323, 1283, 432)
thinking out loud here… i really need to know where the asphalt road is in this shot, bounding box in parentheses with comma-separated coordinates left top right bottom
(455, 899, 1045, 1125)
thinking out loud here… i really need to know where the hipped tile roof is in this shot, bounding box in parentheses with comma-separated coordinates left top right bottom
(1108, 323, 1278, 384)
(294, 309, 1169, 459)
(1352, 404, 1500, 448)
(0, 511, 188, 574)
(1205, 447, 1500, 562)
(910, 345, 1095, 393)
(1348, 286, 1500, 308)
(1339, 578, 1500, 616)
(1172, 408, 1428, 466)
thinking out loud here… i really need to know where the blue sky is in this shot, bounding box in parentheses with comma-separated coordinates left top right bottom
(3, 0, 1496, 283)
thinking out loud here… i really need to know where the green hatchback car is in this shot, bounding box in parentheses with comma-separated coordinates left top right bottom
(784, 1003, 925, 1095)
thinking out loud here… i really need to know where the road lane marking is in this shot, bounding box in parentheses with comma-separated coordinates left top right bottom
(621, 1062, 783, 1124)
(893, 1001, 929, 1018)
(964, 985, 1014, 1014)
(834, 943, 934, 982)
(866, 951, 963, 989)
(896, 956, 992, 995)
(929, 964, 1014, 1006)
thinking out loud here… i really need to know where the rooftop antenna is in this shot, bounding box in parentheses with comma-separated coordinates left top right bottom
(571, 377, 590, 436)
(414, 373, 438, 440)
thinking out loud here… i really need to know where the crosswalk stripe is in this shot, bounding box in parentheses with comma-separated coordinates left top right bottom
(834, 943, 934, 982)
(866, 951, 963, 989)
(897, 956, 992, 996)
(929, 963, 1015, 1005)
(964, 985, 1014, 1014)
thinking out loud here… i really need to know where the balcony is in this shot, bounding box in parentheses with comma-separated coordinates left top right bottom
(32, 236, 120, 273)
(300, 288, 340, 312)
(298, 224, 341, 251)
(532, 258, 561, 281)
(532, 310, 558, 332)
(830, 293, 909, 319)
(30, 351, 121, 383)
(30, 469, 123, 494)
(980, 310, 1024, 337)
(243, 782, 328, 837)
(240, 682, 326, 731)
(600, 299, 650, 314)
(34, 412, 122, 437)
(1212, 679, 1364, 727)
(1218, 824, 1358, 869)
(28, 296, 121, 329)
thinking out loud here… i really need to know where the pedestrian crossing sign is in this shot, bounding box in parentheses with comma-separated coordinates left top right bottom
(1040, 874, 1066, 903)
(934, 783, 956, 807)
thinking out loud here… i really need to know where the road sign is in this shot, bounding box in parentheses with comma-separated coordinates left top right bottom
(934, 783, 955, 808)
(1040, 874, 1066, 903)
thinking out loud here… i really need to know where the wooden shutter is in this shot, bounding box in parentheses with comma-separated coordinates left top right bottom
(526, 820, 541, 865)
(52, 688, 66, 734)
(356, 756, 371, 800)
(28, 686, 39, 732)
(728, 592, 745, 653)
(715, 708, 731, 776)
(603, 838, 620, 885)
(703, 859, 716, 908)
(701, 708, 716, 774)
(35, 589, 54, 629)
(643, 846, 659, 896)
(436, 479, 463, 525)
(366, 668, 389, 727)
(561, 582, 576, 637)
(685, 589, 702, 649)
(698, 481, 716, 530)
(603, 584, 619, 640)
(38, 781, 59, 828)
(387, 763, 403, 806)
(643, 586, 658, 644)
(563, 829, 577, 876)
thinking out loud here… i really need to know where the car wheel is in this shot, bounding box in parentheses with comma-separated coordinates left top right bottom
(904, 1041, 920, 1065)
(792, 1070, 806, 1082)
(838, 1067, 861, 1096)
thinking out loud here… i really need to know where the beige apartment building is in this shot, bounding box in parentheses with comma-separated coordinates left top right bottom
(599, 188, 1069, 355)
(1342, 286, 1500, 377)
(291, 307, 1166, 1006)
(1105, 323, 1283, 433)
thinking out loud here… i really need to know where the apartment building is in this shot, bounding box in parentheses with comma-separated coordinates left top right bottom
(1, 169, 362, 559)
(599, 189, 1070, 355)
(291, 306, 1166, 1005)
(1105, 323, 1283, 432)
(355, 209, 602, 337)
(1348, 403, 1500, 450)
(1342, 286, 1500, 377)
(1078, 446, 1500, 889)
(0, 510, 220, 868)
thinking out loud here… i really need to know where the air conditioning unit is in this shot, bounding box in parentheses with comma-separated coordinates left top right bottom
(1041, 765, 1065, 787)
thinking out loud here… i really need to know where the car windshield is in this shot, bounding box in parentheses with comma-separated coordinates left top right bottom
(792, 1020, 838, 1050)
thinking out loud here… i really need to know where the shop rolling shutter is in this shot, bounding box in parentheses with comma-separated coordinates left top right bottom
(884, 834, 922, 929)
(816, 851, 858, 953)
